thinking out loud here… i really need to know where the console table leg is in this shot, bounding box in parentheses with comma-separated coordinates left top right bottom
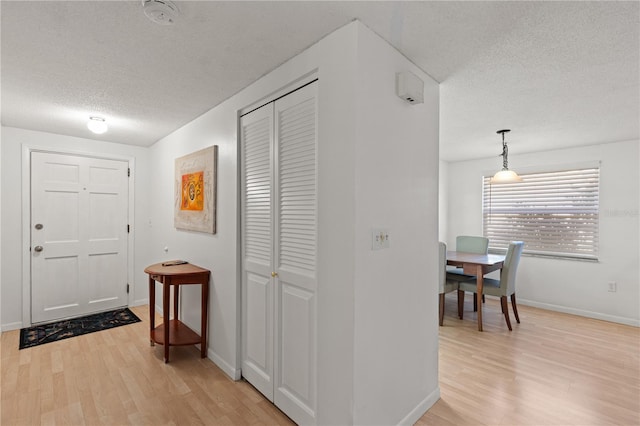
(163, 277, 171, 363)
(173, 285, 180, 321)
(149, 276, 155, 346)
(201, 277, 209, 358)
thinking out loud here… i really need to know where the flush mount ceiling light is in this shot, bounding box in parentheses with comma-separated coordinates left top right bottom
(142, 0, 180, 25)
(490, 129, 522, 184)
(87, 116, 108, 134)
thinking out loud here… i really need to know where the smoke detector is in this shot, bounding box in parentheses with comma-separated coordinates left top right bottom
(142, 0, 180, 25)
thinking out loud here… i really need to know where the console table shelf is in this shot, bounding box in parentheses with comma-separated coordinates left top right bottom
(151, 320, 201, 346)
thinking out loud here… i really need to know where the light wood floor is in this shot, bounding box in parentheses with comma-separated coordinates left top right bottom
(1, 305, 294, 426)
(418, 295, 640, 426)
(1, 301, 638, 425)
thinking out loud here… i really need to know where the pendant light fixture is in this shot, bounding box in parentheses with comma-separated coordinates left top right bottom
(490, 129, 522, 183)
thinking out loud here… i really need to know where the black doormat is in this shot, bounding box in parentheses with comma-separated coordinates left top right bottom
(19, 307, 141, 350)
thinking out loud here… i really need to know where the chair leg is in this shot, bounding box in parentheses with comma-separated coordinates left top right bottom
(457, 290, 465, 319)
(511, 293, 520, 323)
(501, 296, 512, 331)
(439, 293, 445, 326)
(473, 293, 478, 311)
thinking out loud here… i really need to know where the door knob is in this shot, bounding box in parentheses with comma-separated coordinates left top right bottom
(35, 223, 43, 230)
(34, 246, 43, 252)
(271, 271, 278, 278)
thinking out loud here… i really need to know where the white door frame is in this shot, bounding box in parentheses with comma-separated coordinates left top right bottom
(21, 144, 136, 327)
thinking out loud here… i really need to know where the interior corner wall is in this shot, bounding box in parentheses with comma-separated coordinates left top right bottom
(0, 126, 153, 330)
(446, 139, 640, 326)
(146, 20, 441, 424)
(351, 24, 440, 425)
(0, 128, 3, 328)
(439, 159, 449, 242)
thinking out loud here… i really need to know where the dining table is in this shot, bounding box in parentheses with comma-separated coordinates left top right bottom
(446, 251, 505, 331)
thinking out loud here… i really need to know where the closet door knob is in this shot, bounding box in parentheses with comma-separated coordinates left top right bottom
(271, 271, 278, 278)
(34, 246, 44, 252)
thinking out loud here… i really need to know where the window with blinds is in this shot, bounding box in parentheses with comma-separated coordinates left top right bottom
(482, 167, 600, 260)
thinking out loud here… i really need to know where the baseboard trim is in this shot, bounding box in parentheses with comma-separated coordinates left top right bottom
(131, 298, 149, 307)
(518, 298, 639, 327)
(0, 321, 23, 332)
(209, 348, 241, 380)
(397, 386, 441, 426)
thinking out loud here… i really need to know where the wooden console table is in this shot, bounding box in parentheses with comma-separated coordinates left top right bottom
(144, 262, 210, 363)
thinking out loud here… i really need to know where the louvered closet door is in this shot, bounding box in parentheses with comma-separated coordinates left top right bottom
(240, 81, 317, 425)
(241, 104, 275, 400)
(273, 82, 317, 425)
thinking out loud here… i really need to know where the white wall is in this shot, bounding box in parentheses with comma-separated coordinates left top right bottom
(0, 126, 153, 330)
(446, 139, 640, 325)
(146, 21, 440, 425)
(352, 24, 440, 425)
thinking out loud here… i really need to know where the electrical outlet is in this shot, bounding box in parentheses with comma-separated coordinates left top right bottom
(608, 281, 617, 292)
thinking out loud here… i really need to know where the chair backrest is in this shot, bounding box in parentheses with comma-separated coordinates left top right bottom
(456, 235, 489, 254)
(439, 241, 447, 292)
(501, 241, 525, 295)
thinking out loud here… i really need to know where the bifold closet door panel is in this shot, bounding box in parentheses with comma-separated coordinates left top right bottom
(273, 82, 318, 425)
(240, 104, 275, 400)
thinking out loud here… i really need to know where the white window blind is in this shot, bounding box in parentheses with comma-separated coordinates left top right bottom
(482, 167, 600, 260)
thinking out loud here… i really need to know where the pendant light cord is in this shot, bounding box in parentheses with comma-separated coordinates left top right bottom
(501, 132, 509, 170)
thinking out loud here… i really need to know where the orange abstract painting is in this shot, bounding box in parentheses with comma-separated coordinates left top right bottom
(174, 145, 217, 234)
(181, 171, 204, 211)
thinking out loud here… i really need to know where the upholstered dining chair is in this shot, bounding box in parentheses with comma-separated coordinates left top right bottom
(457, 241, 525, 330)
(439, 242, 461, 326)
(456, 235, 489, 254)
(447, 236, 489, 274)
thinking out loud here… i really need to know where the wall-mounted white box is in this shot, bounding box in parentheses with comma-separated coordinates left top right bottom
(396, 71, 424, 104)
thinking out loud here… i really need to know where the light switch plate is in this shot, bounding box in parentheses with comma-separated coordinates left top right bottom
(372, 229, 390, 250)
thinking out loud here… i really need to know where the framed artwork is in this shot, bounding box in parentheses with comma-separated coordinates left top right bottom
(174, 145, 217, 234)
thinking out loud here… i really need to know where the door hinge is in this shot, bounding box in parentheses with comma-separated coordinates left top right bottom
(126, 284, 130, 294)
(128, 168, 130, 177)
(127, 224, 130, 233)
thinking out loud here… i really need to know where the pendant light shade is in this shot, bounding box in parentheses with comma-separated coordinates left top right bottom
(490, 129, 522, 183)
(490, 169, 522, 183)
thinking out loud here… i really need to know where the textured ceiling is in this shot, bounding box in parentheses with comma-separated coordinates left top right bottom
(1, 1, 638, 161)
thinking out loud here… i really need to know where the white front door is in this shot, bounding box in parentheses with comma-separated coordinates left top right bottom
(241, 81, 318, 425)
(31, 151, 129, 324)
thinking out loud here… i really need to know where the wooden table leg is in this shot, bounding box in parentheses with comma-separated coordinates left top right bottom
(173, 284, 180, 322)
(201, 276, 209, 358)
(476, 264, 484, 331)
(149, 276, 155, 346)
(163, 278, 171, 363)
